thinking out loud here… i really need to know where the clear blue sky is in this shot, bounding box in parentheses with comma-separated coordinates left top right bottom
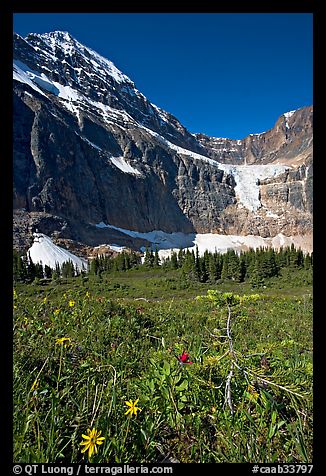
(13, 13, 313, 140)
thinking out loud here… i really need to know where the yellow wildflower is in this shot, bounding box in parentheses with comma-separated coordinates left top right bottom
(31, 379, 39, 392)
(53, 309, 60, 316)
(56, 337, 71, 348)
(85, 291, 90, 298)
(80, 428, 105, 459)
(125, 399, 142, 417)
(43, 297, 47, 304)
(247, 384, 259, 401)
(13, 289, 17, 299)
(68, 300, 75, 307)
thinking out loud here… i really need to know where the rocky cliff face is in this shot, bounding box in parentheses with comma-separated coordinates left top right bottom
(13, 31, 313, 252)
(196, 107, 313, 166)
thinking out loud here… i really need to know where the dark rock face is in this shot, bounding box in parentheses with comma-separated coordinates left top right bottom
(13, 31, 313, 251)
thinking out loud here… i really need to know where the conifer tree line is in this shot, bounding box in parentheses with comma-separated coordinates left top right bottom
(154, 244, 313, 286)
(13, 251, 86, 283)
(13, 244, 312, 285)
(88, 251, 142, 275)
(13, 250, 141, 283)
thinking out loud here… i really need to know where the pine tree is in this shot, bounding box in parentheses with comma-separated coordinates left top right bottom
(177, 249, 184, 268)
(144, 247, 154, 268)
(208, 253, 218, 282)
(44, 265, 52, 279)
(170, 251, 178, 269)
(35, 263, 44, 279)
(90, 257, 100, 275)
(194, 245, 200, 280)
(13, 250, 27, 282)
(153, 247, 161, 267)
(26, 253, 37, 282)
(200, 254, 209, 282)
(239, 254, 247, 282)
(180, 250, 196, 280)
(304, 252, 312, 270)
(250, 262, 265, 288)
(55, 262, 61, 277)
(267, 248, 279, 277)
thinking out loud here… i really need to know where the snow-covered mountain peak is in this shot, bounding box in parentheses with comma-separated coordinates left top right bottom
(13, 30, 205, 155)
(26, 30, 134, 86)
(283, 109, 297, 120)
(30, 30, 75, 45)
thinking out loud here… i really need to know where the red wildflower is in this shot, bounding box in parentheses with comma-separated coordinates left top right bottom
(176, 350, 193, 365)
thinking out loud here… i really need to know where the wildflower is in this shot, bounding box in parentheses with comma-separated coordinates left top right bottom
(85, 291, 90, 298)
(43, 297, 47, 304)
(80, 428, 105, 459)
(68, 300, 75, 307)
(247, 384, 259, 400)
(63, 293, 67, 299)
(56, 337, 71, 348)
(13, 289, 17, 299)
(176, 350, 193, 365)
(125, 399, 142, 417)
(53, 309, 60, 316)
(31, 379, 39, 393)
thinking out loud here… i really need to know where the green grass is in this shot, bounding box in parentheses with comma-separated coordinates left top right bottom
(13, 268, 312, 463)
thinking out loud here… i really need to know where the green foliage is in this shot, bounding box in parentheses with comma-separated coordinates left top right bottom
(13, 267, 312, 463)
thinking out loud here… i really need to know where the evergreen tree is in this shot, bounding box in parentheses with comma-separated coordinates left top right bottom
(170, 251, 178, 269)
(26, 253, 37, 282)
(144, 247, 154, 268)
(90, 257, 100, 275)
(44, 265, 52, 279)
(208, 253, 218, 282)
(277, 246, 287, 268)
(35, 262, 44, 279)
(13, 250, 27, 282)
(177, 249, 184, 268)
(239, 254, 247, 282)
(180, 250, 196, 280)
(221, 250, 241, 281)
(304, 252, 312, 270)
(250, 261, 265, 288)
(221, 252, 229, 281)
(61, 260, 74, 278)
(55, 262, 61, 277)
(153, 247, 161, 267)
(267, 248, 279, 277)
(194, 245, 200, 280)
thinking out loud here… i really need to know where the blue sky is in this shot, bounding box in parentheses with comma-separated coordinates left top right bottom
(13, 13, 313, 140)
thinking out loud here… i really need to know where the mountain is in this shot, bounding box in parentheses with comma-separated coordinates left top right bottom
(13, 31, 313, 254)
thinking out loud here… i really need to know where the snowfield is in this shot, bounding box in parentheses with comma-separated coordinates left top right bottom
(94, 223, 312, 256)
(28, 233, 87, 272)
